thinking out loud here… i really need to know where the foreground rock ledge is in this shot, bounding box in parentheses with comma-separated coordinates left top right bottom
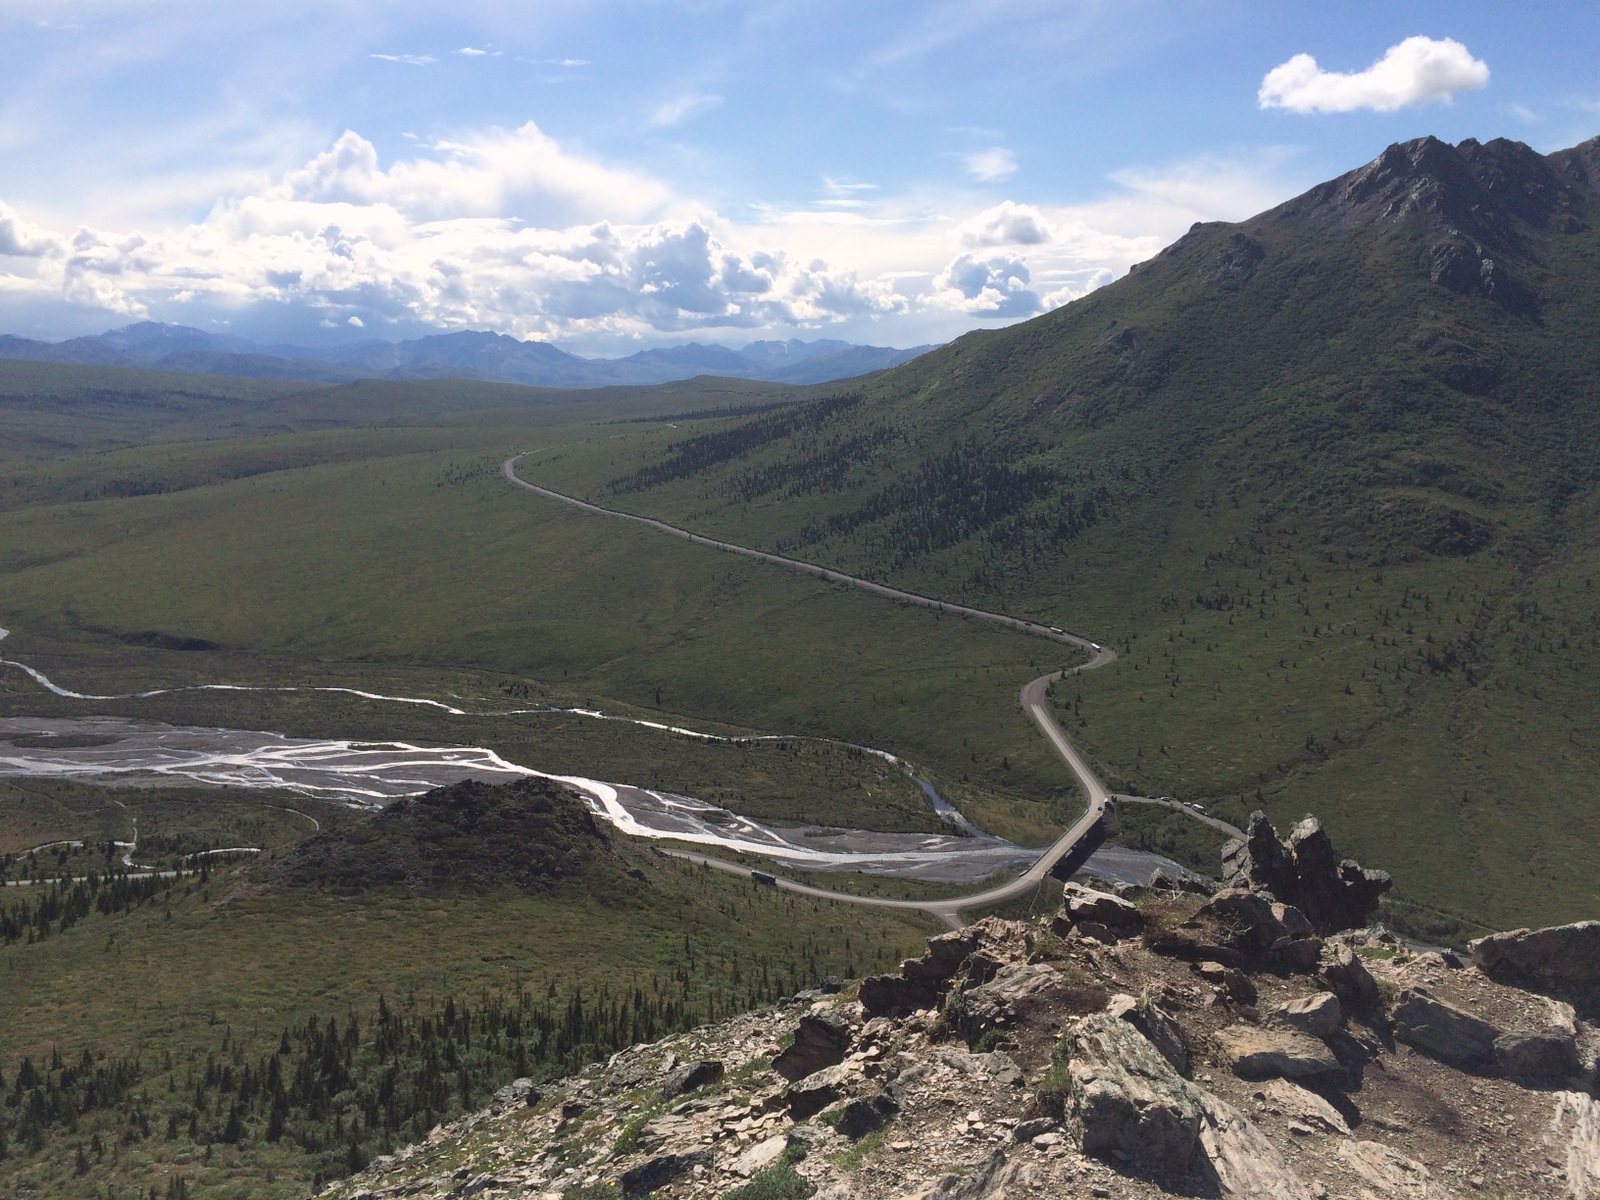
(322, 895, 1600, 1200)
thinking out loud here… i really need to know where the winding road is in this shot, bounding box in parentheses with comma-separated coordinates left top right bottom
(502, 455, 1125, 928)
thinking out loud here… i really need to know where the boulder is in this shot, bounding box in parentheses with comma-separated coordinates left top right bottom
(1197, 889, 1291, 950)
(1493, 1029, 1579, 1085)
(955, 962, 1101, 1043)
(620, 1150, 711, 1197)
(1259, 1078, 1352, 1135)
(773, 1012, 852, 1081)
(1216, 1025, 1341, 1080)
(970, 1050, 1025, 1087)
(1390, 987, 1501, 1070)
(1322, 944, 1381, 1011)
(1469, 920, 1600, 1002)
(1267, 937, 1325, 974)
(1065, 1011, 1203, 1175)
(1198, 961, 1258, 1005)
(1271, 992, 1342, 1039)
(1272, 903, 1316, 939)
(660, 1059, 723, 1099)
(858, 974, 940, 1017)
(785, 1063, 855, 1120)
(1059, 881, 1143, 931)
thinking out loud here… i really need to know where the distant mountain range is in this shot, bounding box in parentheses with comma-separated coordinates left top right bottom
(0, 323, 936, 388)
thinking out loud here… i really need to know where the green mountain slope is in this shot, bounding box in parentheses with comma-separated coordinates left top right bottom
(537, 135, 1600, 935)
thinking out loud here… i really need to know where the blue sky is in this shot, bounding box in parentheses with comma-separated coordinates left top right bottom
(0, 1, 1595, 354)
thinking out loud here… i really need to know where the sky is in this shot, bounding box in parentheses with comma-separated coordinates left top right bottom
(0, 1, 1596, 355)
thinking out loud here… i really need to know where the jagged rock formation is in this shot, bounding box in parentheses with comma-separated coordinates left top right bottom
(323, 877, 1600, 1200)
(1221, 811, 1392, 934)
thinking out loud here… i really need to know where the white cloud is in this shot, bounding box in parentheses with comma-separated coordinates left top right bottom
(347, 314, 364, 327)
(1259, 36, 1489, 114)
(457, 47, 489, 57)
(554, 59, 591, 68)
(932, 252, 1040, 317)
(965, 148, 1017, 182)
(650, 93, 723, 128)
(958, 201, 1050, 247)
(274, 124, 670, 225)
(370, 53, 437, 67)
(0, 201, 63, 258)
(0, 122, 1309, 349)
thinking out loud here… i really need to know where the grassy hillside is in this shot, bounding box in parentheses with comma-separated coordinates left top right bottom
(521, 136, 1600, 935)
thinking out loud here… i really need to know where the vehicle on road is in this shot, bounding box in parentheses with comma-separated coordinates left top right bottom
(751, 870, 777, 886)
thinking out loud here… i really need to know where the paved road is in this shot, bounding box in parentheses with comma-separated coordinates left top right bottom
(1110, 794, 1246, 842)
(503, 457, 1104, 655)
(503, 457, 1125, 927)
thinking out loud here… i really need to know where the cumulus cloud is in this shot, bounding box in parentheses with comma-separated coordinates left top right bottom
(932, 253, 1041, 317)
(0, 202, 62, 258)
(0, 123, 1309, 347)
(965, 148, 1017, 182)
(1259, 36, 1489, 114)
(274, 124, 670, 225)
(370, 53, 437, 66)
(958, 201, 1050, 248)
(650, 93, 723, 128)
(3, 127, 906, 341)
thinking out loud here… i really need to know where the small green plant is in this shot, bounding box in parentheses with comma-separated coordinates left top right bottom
(564, 1182, 622, 1199)
(721, 1163, 814, 1200)
(828, 1128, 886, 1172)
(972, 1028, 1007, 1054)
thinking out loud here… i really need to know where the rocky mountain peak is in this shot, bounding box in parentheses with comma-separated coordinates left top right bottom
(1285, 134, 1587, 253)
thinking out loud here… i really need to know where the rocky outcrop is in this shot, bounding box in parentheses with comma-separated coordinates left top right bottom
(1107, 990, 1191, 1076)
(773, 1011, 852, 1081)
(1470, 921, 1600, 1010)
(1065, 1011, 1203, 1175)
(862, 920, 1028, 1017)
(1221, 811, 1391, 934)
(954, 962, 1103, 1046)
(321, 888, 1600, 1200)
(1550, 1091, 1600, 1200)
(1182, 888, 1324, 971)
(1196, 1091, 1315, 1199)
